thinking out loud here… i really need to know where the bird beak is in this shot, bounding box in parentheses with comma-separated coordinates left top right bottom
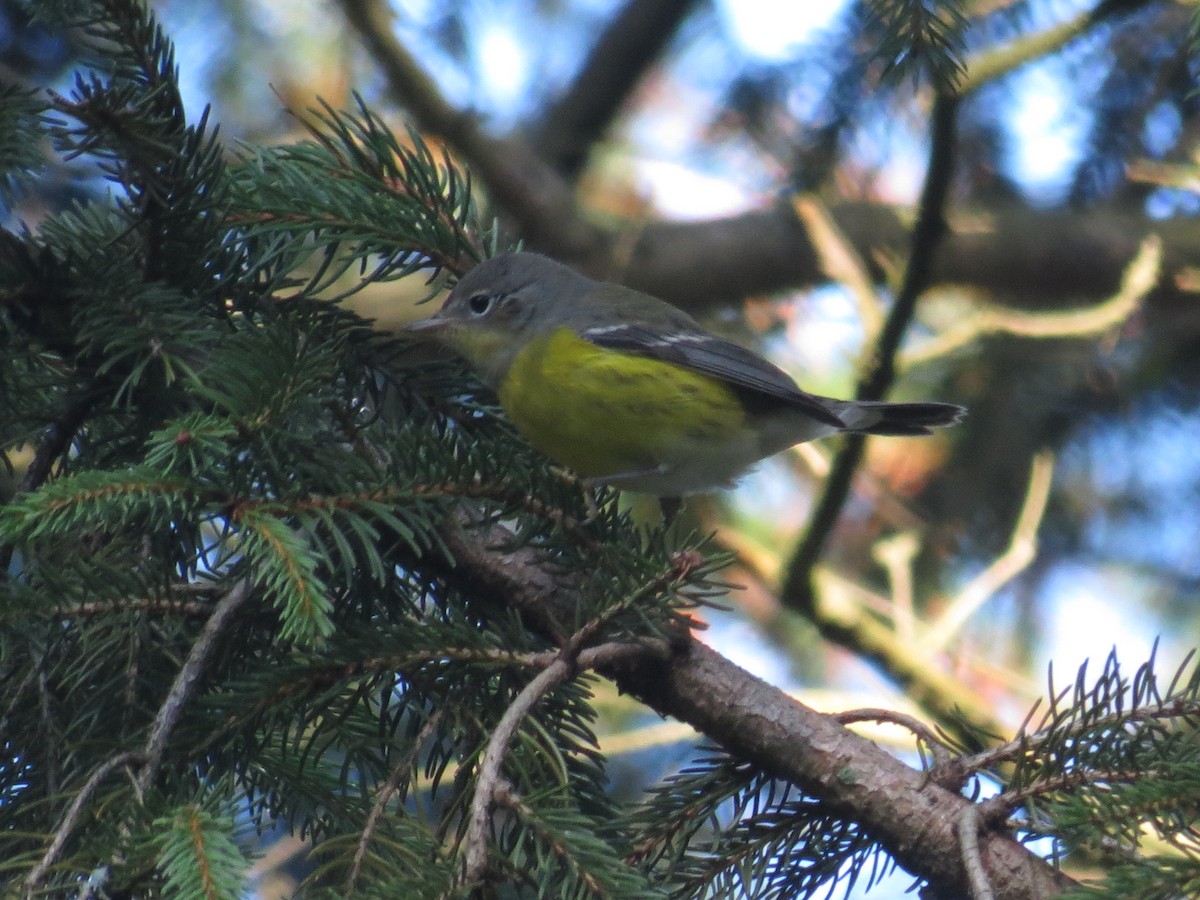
(402, 314, 452, 336)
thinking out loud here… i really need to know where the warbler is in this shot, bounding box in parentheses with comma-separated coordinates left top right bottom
(405, 253, 963, 496)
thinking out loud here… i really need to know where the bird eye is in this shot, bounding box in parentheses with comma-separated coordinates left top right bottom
(466, 292, 495, 316)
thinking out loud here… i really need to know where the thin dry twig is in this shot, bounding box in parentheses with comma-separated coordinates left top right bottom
(833, 707, 952, 767)
(346, 710, 445, 896)
(137, 578, 253, 791)
(920, 451, 1054, 653)
(23, 751, 146, 894)
(792, 194, 885, 340)
(458, 640, 663, 889)
(903, 235, 1161, 368)
(872, 531, 920, 643)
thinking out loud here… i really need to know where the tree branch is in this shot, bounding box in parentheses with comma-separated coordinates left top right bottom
(347, 710, 444, 895)
(531, 0, 701, 178)
(603, 201, 1194, 319)
(961, 0, 1153, 95)
(338, 0, 1167, 312)
(337, 0, 605, 258)
(781, 93, 961, 614)
(435, 513, 1076, 899)
(459, 637, 664, 888)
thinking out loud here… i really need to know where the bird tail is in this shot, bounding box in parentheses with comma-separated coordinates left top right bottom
(831, 400, 965, 436)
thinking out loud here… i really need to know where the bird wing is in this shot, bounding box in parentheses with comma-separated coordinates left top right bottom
(580, 322, 846, 428)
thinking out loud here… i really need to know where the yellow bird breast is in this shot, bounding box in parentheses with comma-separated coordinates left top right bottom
(497, 327, 757, 492)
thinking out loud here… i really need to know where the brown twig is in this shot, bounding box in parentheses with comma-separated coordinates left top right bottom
(23, 751, 147, 894)
(458, 639, 662, 889)
(136, 578, 253, 792)
(833, 707, 952, 768)
(346, 710, 445, 896)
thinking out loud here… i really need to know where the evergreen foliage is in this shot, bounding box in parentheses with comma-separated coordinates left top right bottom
(1, 2, 1198, 898)
(859, 0, 969, 90)
(0, 2, 704, 895)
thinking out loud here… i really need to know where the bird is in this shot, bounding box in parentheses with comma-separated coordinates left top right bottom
(405, 252, 963, 497)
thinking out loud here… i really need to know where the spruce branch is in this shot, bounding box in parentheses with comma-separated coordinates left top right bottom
(228, 94, 489, 300)
(0, 84, 50, 204)
(337, 0, 1165, 318)
(460, 656, 575, 889)
(436, 512, 1076, 898)
(489, 777, 663, 898)
(861, 0, 970, 91)
(934, 649, 1200, 891)
(7, 3, 1196, 897)
(962, 651, 1200, 781)
(0, 391, 97, 576)
(153, 798, 250, 900)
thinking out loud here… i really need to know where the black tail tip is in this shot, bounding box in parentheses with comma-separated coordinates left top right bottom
(862, 401, 966, 436)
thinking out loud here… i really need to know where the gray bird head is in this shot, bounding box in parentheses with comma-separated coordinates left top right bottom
(404, 253, 593, 386)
